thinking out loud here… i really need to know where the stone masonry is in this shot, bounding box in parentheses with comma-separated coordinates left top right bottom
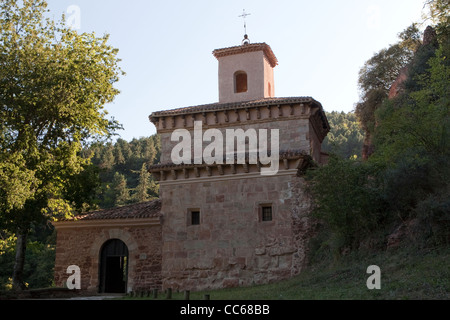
(53, 40, 329, 294)
(53, 201, 162, 293)
(148, 99, 329, 291)
(156, 171, 314, 291)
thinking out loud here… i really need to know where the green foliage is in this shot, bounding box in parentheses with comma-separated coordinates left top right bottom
(307, 156, 386, 253)
(423, 0, 450, 26)
(0, 0, 123, 225)
(0, 153, 38, 216)
(322, 111, 365, 159)
(62, 163, 101, 213)
(0, 134, 161, 289)
(22, 238, 55, 288)
(0, 232, 16, 290)
(374, 36, 449, 171)
(0, 0, 123, 289)
(370, 30, 450, 246)
(110, 172, 129, 207)
(404, 37, 440, 92)
(358, 40, 417, 94)
(0, 227, 55, 290)
(413, 190, 450, 246)
(356, 24, 421, 140)
(86, 135, 161, 209)
(355, 89, 387, 136)
(310, 17, 450, 259)
(134, 163, 159, 203)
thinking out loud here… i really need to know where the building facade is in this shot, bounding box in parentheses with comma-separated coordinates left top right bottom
(53, 39, 329, 294)
(53, 201, 162, 293)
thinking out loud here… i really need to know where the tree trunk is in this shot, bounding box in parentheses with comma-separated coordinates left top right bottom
(12, 229, 28, 291)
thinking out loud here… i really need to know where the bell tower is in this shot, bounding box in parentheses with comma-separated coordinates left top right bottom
(213, 40, 278, 103)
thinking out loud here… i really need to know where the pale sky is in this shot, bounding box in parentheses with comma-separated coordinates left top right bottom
(46, 0, 427, 141)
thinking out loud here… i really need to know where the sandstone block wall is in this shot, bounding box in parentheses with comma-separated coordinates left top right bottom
(54, 224, 162, 293)
(159, 172, 312, 291)
(160, 117, 311, 164)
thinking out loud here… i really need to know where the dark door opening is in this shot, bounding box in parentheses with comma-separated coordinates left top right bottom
(99, 239, 128, 293)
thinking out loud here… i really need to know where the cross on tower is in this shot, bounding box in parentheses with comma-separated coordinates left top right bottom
(239, 9, 251, 35)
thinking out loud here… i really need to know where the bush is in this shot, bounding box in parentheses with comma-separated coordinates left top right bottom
(306, 156, 386, 252)
(0, 228, 55, 290)
(414, 191, 450, 246)
(380, 154, 437, 219)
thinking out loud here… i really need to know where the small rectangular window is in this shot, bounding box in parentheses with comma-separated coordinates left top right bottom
(261, 206, 273, 222)
(191, 211, 200, 225)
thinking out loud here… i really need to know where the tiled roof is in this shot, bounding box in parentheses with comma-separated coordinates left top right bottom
(74, 200, 161, 221)
(149, 97, 322, 119)
(212, 42, 278, 68)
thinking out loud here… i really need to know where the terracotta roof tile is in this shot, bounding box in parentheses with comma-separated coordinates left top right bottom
(149, 97, 322, 120)
(212, 42, 278, 68)
(74, 200, 161, 221)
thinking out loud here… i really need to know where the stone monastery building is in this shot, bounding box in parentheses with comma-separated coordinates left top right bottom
(53, 36, 330, 294)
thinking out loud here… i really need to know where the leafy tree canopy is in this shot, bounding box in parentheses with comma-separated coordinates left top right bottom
(322, 111, 365, 159)
(309, 1, 450, 256)
(0, 0, 123, 289)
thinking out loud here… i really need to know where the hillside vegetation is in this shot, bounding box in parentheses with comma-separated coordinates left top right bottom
(322, 111, 365, 159)
(1, 0, 448, 298)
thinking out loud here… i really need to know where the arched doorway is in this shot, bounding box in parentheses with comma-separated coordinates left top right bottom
(99, 239, 129, 293)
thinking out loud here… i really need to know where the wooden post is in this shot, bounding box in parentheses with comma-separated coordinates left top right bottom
(166, 288, 172, 299)
(153, 288, 158, 299)
(184, 290, 190, 300)
(204, 294, 210, 300)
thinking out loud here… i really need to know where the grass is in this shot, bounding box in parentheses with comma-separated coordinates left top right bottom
(123, 245, 450, 300)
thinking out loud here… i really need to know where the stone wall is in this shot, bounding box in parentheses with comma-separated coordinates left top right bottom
(290, 177, 316, 275)
(159, 171, 313, 291)
(54, 223, 162, 293)
(152, 99, 328, 165)
(160, 117, 312, 164)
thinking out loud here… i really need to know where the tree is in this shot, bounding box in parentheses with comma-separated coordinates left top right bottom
(83, 135, 161, 208)
(306, 156, 385, 253)
(111, 172, 129, 207)
(423, 0, 450, 25)
(134, 163, 150, 203)
(369, 20, 449, 245)
(117, 138, 132, 161)
(373, 38, 449, 206)
(322, 111, 365, 159)
(356, 24, 422, 159)
(373, 26, 448, 165)
(99, 143, 115, 170)
(142, 137, 157, 162)
(113, 144, 126, 165)
(0, 0, 123, 290)
(309, 11, 450, 254)
(63, 163, 102, 213)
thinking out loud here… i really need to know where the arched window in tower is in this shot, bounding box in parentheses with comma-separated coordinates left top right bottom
(234, 71, 248, 93)
(268, 82, 272, 97)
